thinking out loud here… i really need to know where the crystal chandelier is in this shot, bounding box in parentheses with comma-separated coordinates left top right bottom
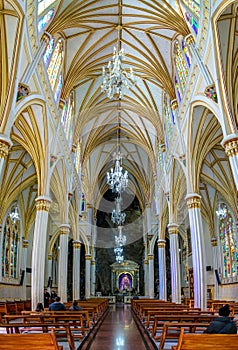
(115, 226, 126, 247)
(107, 151, 128, 193)
(115, 252, 124, 264)
(114, 245, 124, 264)
(101, 47, 136, 99)
(111, 197, 126, 225)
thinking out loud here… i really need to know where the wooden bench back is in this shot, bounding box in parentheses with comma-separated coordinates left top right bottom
(0, 330, 60, 349)
(175, 328, 238, 349)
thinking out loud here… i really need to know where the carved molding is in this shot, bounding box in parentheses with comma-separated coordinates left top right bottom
(0, 140, 11, 159)
(35, 197, 51, 212)
(223, 138, 238, 157)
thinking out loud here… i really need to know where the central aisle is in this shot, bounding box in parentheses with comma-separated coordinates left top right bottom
(88, 304, 148, 350)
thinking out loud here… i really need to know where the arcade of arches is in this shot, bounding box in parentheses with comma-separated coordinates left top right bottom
(0, 0, 238, 312)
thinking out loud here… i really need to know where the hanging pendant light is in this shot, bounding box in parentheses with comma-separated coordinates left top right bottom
(101, 9, 136, 100)
(111, 196, 126, 225)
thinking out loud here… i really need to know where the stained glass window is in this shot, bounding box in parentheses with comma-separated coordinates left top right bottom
(2, 206, 20, 279)
(74, 141, 81, 174)
(174, 41, 191, 101)
(38, 0, 56, 15)
(44, 38, 64, 103)
(158, 143, 164, 170)
(182, 40, 192, 68)
(38, 9, 54, 32)
(218, 204, 238, 278)
(163, 93, 174, 148)
(61, 92, 74, 145)
(181, 0, 200, 35)
(43, 38, 54, 65)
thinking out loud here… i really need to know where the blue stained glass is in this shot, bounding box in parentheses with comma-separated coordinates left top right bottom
(54, 74, 63, 103)
(175, 77, 182, 102)
(38, 9, 54, 32)
(43, 38, 54, 65)
(185, 12, 198, 35)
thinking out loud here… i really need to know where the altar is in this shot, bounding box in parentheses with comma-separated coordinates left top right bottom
(110, 260, 140, 296)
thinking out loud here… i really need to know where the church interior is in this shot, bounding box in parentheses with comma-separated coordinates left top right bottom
(0, 0, 238, 347)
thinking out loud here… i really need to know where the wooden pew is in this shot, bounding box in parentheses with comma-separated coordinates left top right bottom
(145, 309, 215, 330)
(172, 328, 238, 349)
(159, 322, 210, 349)
(151, 314, 216, 340)
(0, 330, 60, 349)
(0, 323, 75, 350)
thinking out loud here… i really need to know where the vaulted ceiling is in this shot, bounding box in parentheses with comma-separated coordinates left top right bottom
(45, 0, 191, 205)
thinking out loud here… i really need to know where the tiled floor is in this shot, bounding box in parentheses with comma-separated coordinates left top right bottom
(88, 304, 148, 350)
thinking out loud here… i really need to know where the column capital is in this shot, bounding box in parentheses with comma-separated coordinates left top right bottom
(48, 254, 52, 260)
(0, 138, 12, 159)
(148, 254, 154, 260)
(144, 259, 148, 264)
(170, 99, 178, 110)
(185, 193, 201, 209)
(145, 202, 151, 208)
(42, 31, 52, 43)
(211, 238, 218, 247)
(168, 223, 179, 234)
(73, 240, 81, 249)
(157, 239, 166, 248)
(184, 33, 195, 46)
(86, 203, 93, 209)
(221, 134, 238, 157)
(59, 224, 70, 235)
(91, 260, 96, 265)
(85, 254, 91, 261)
(22, 240, 29, 248)
(35, 196, 52, 211)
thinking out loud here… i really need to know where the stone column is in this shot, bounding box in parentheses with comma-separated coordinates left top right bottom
(144, 259, 149, 296)
(145, 202, 152, 236)
(148, 254, 154, 298)
(0, 137, 12, 182)
(22, 33, 51, 84)
(158, 239, 167, 301)
(85, 254, 91, 299)
(21, 240, 28, 300)
(186, 193, 207, 310)
(31, 196, 51, 311)
(58, 224, 70, 302)
(91, 260, 96, 296)
(168, 224, 181, 304)
(87, 204, 93, 239)
(211, 238, 219, 300)
(185, 34, 212, 85)
(72, 241, 81, 301)
(222, 135, 238, 191)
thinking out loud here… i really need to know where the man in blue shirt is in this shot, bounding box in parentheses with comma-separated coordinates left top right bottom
(49, 296, 66, 311)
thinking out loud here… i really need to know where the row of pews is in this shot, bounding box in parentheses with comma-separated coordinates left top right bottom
(131, 299, 238, 349)
(0, 298, 109, 349)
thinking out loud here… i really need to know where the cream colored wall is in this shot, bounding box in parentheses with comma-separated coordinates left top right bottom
(218, 284, 238, 301)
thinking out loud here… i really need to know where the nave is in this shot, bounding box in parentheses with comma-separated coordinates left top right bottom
(86, 304, 149, 350)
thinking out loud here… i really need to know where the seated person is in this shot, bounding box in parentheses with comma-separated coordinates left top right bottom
(50, 290, 57, 302)
(69, 300, 82, 311)
(35, 302, 44, 312)
(204, 304, 237, 334)
(49, 296, 66, 311)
